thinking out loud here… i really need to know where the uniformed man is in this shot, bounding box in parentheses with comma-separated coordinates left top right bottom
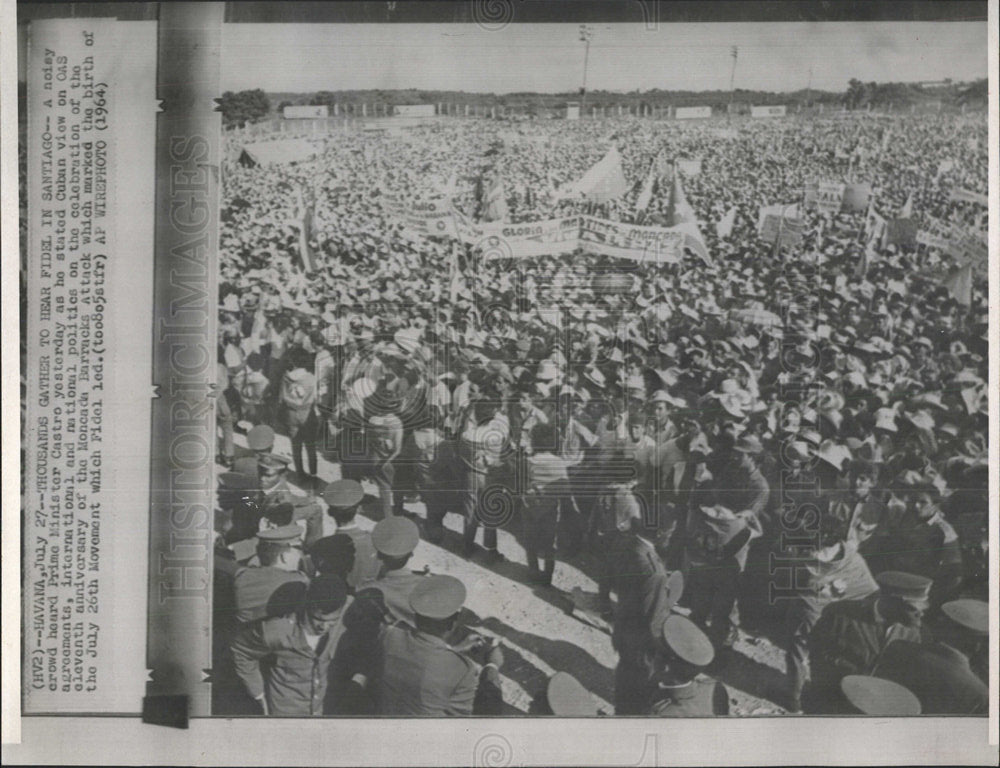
(217, 470, 263, 547)
(232, 573, 351, 716)
(258, 453, 292, 496)
(806, 570, 931, 712)
(942, 598, 988, 681)
(232, 424, 277, 478)
(232, 524, 309, 623)
(530, 671, 600, 716)
(357, 516, 426, 626)
(257, 498, 296, 531)
(872, 598, 988, 714)
(232, 454, 261, 481)
(609, 499, 685, 715)
(247, 423, 276, 456)
(780, 517, 879, 714)
(648, 615, 729, 716)
(216, 361, 237, 469)
(232, 425, 277, 479)
(324, 527, 405, 715)
(838, 674, 921, 716)
(372, 575, 504, 715)
(262, 488, 324, 549)
(323, 479, 381, 590)
(306, 533, 356, 583)
(213, 471, 266, 715)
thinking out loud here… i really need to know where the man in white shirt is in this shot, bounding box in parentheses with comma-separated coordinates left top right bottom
(522, 422, 576, 585)
(367, 408, 404, 520)
(556, 391, 597, 556)
(458, 396, 510, 562)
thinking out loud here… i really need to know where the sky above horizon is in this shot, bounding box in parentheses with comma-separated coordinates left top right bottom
(220, 22, 987, 94)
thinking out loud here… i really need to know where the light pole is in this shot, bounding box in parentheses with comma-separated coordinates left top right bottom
(728, 45, 738, 121)
(579, 25, 593, 117)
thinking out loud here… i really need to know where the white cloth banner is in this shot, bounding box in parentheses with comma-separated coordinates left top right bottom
(578, 215, 686, 264)
(381, 190, 458, 239)
(473, 217, 581, 259)
(948, 187, 988, 207)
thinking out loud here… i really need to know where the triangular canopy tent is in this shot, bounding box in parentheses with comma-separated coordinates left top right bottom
(238, 139, 317, 168)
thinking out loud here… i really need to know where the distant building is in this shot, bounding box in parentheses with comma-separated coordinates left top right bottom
(565, 101, 580, 120)
(394, 104, 436, 117)
(283, 105, 328, 119)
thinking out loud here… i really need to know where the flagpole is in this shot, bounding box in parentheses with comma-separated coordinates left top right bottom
(579, 25, 593, 118)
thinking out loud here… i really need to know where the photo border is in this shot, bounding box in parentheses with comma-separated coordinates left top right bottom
(4, 0, 998, 762)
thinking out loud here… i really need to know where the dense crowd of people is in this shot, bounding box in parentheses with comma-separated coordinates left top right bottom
(211, 108, 989, 717)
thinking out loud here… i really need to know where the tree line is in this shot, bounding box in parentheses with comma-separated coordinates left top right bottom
(217, 79, 987, 126)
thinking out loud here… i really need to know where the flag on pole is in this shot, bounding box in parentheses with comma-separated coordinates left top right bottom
(667, 165, 710, 262)
(942, 262, 973, 305)
(899, 192, 913, 218)
(716, 206, 737, 239)
(856, 232, 878, 279)
(881, 128, 892, 153)
(448, 242, 465, 303)
(558, 146, 630, 203)
(654, 148, 670, 180)
(881, 192, 916, 249)
(667, 163, 697, 226)
(294, 186, 319, 273)
(863, 199, 887, 244)
(480, 171, 508, 222)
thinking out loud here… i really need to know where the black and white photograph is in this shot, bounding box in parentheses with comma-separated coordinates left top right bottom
(4, 1, 998, 765)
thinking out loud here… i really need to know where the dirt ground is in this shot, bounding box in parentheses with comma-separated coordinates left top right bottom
(227, 428, 791, 716)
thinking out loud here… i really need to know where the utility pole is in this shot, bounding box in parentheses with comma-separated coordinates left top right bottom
(728, 46, 738, 122)
(579, 25, 593, 117)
